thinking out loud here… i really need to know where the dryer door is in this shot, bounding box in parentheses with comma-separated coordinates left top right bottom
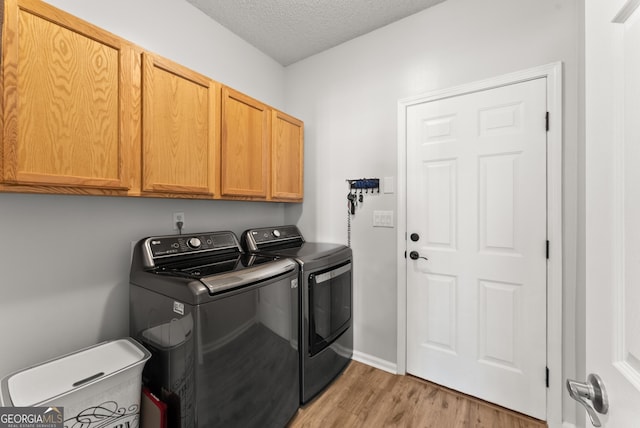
(308, 261, 352, 356)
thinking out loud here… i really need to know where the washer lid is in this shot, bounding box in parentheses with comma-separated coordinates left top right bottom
(199, 258, 297, 295)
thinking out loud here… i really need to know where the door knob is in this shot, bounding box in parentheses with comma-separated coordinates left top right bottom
(409, 251, 428, 261)
(566, 374, 608, 427)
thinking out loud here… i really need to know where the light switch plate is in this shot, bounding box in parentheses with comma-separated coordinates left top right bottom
(373, 210, 394, 228)
(383, 176, 394, 194)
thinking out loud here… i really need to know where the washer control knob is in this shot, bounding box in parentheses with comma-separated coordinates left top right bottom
(187, 237, 202, 249)
(273, 229, 281, 238)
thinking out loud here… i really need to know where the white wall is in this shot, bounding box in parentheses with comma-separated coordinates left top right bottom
(0, 0, 287, 379)
(284, 0, 581, 422)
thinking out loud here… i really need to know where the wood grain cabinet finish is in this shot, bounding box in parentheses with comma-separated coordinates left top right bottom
(0, 0, 303, 202)
(1, 0, 135, 193)
(141, 52, 219, 196)
(271, 110, 303, 201)
(220, 87, 270, 199)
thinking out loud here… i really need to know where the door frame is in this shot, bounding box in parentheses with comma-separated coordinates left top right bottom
(396, 62, 563, 427)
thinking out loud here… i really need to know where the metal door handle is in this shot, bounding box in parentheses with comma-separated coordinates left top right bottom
(409, 251, 428, 261)
(566, 374, 608, 427)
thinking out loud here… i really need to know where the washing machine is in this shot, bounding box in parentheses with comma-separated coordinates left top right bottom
(130, 230, 299, 427)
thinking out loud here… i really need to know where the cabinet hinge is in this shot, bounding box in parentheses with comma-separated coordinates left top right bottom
(545, 112, 550, 131)
(546, 240, 550, 259)
(546, 367, 550, 388)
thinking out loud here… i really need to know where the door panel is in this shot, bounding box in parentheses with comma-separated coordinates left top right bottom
(421, 273, 457, 354)
(479, 154, 519, 254)
(619, 0, 640, 391)
(584, 0, 640, 426)
(478, 279, 520, 370)
(423, 160, 457, 250)
(406, 78, 547, 419)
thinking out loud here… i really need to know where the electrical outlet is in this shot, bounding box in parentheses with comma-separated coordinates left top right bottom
(173, 212, 185, 230)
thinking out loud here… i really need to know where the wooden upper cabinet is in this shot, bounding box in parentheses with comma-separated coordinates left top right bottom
(0, 0, 303, 201)
(271, 110, 303, 201)
(2, 0, 134, 191)
(141, 52, 219, 196)
(220, 87, 270, 199)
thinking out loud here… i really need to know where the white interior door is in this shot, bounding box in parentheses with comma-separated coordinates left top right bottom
(583, 0, 640, 426)
(405, 78, 548, 420)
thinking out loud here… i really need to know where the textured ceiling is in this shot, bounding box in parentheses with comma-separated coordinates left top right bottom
(185, 0, 447, 66)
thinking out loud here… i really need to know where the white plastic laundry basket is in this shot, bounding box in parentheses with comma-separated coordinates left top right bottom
(0, 337, 151, 428)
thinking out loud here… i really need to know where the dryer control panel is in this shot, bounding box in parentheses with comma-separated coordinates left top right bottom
(242, 225, 305, 251)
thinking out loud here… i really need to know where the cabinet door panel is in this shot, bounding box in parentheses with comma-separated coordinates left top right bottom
(3, 0, 131, 189)
(271, 110, 303, 201)
(142, 53, 217, 195)
(221, 87, 269, 198)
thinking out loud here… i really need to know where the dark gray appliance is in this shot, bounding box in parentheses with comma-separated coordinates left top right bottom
(241, 225, 353, 404)
(129, 230, 299, 428)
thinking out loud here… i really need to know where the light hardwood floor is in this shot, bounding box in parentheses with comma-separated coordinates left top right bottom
(288, 361, 547, 428)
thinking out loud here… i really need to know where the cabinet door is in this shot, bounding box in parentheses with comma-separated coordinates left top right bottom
(141, 53, 218, 196)
(2, 0, 133, 190)
(271, 110, 303, 201)
(221, 87, 269, 198)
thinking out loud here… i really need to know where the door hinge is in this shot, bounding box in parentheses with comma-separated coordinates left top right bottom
(545, 112, 550, 131)
(546, 367, 550, 388)
(546, 240, 550, 259)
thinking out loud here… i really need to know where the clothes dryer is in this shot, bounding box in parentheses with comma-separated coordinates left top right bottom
(242, 225, 353, 404)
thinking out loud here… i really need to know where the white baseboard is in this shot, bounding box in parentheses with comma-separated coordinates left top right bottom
(352, 350, 398, 374)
